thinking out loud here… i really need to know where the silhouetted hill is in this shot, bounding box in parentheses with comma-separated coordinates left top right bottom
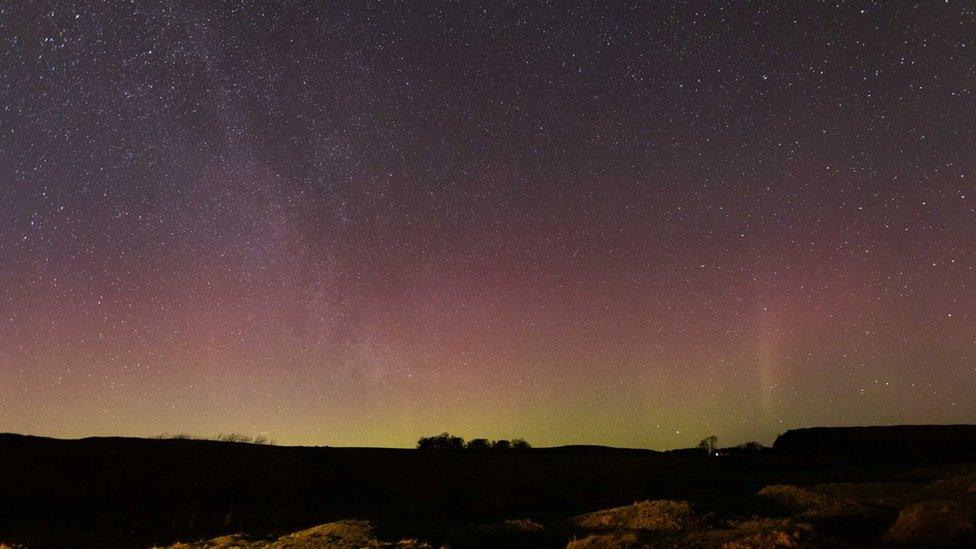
(541, 444, 660, 455)
(773, 425, 976, 454)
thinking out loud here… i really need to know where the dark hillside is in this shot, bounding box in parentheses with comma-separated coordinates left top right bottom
(0, 434, 729, 547)
(773, 425, 976, 455)
(3, 428, 976, 547)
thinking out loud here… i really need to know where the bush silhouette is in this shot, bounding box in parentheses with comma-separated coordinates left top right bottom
(465, 438, 491, 451)
(737, 441, 765, 452)
(153, 433, 276, 445)
(417, 434, 532, 452)
(417, 432, 465, 450)
(216, 433, 276, 445)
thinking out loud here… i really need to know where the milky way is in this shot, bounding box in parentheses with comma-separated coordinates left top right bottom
(1, 2, 974, 447)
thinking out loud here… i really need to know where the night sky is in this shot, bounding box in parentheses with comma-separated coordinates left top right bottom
(1, 2, 974, 448)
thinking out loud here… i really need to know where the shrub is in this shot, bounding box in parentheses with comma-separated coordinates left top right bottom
(153, 433, 200, 440)
(417, 432, 465, 450)
(465, 438, 491, 451)
(737, 441, 766, 451)
(417, 434, 531, 451)
(492, 439, 512, 451)
(215, 433, 276, 445)
(153, 433, 275, 445)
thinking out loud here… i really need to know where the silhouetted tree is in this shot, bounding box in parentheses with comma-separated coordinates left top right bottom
(417, 432, 465, 450)
(698, 435, 718, 455)
(492, 439, 512, 450)
(465, 438, 491, 451)
(511, 438, 531, 450)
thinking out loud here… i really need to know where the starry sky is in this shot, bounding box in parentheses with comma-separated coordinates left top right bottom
(1, 2, 974, 449)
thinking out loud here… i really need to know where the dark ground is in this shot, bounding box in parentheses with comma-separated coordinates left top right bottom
(2, 426, 976, 548)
